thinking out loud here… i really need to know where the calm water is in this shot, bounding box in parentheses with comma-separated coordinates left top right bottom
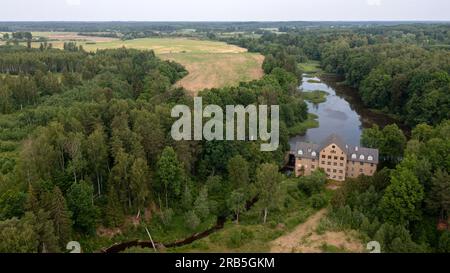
(289, 74, 407, 150)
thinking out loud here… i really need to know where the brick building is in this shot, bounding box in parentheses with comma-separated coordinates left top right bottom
(294, 134, 379, 181)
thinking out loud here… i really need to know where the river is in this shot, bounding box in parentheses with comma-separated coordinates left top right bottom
(289, 74, 408, 150)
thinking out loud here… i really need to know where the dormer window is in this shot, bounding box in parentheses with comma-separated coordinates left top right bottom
(351, 154, 356, 159)
(360, 155, 365, 160)
(355, 146, 359, 152)
(311, 151, 317, 157)
(298, 150, 303, 155)
(368, 156, 373, 161)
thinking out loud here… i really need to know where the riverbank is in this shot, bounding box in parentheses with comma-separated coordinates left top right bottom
(290, 72, 410, 149)
(288, 113, 319, 136)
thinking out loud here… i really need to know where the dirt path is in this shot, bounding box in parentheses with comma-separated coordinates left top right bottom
(270, 209, 363, 253)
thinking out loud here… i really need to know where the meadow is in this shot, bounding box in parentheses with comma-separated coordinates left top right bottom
(26, 35, 265, 94)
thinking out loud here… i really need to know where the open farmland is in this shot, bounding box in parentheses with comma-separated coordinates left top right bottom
(26, 36, 264, 94)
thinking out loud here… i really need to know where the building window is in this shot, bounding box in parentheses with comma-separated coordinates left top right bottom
(328, 156, 331, 159)
(340, 157, 344, 160)
(339, 170, 343, 174)
(340, 163, 344, 167)
(333, 162, 337, 166)
(334, 156, 338, 160)
(327, 162, 331, 165)
(360, 169, 363, 173)
(322, 155, 325, 159)
(332, 145, 336, 149)
(312, 165, 315, 169)
(338, 176, 343, 180)
(327, 168, 331, 172)
(370, 163, 374, 167)
(333, 169, 337, 173)
(321, 161, 325, 164)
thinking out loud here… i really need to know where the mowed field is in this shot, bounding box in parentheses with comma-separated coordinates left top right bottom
(21, 33, 265, 94)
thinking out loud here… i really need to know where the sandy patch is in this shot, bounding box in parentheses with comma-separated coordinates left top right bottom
(270, 209, 364, 253)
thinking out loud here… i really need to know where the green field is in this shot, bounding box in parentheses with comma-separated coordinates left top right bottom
(24, 36, 264, 94)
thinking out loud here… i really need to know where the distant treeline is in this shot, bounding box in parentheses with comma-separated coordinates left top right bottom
(225, 25, 450, 127)
(1, 21, 448, 33)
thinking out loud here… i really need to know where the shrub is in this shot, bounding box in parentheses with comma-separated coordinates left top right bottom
(227, 228, 244, 248)
(310, 194, 327, 209)
(184, 210, 200, 230)
(226, 227, 255, 248)
(297, 170, 327, 196)
(438, 231, 450, 253)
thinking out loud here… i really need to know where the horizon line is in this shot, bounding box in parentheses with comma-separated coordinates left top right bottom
(1, 20, 450, 23)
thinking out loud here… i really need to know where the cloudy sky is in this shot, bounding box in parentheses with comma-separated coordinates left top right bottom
(1, 0, 449, 21)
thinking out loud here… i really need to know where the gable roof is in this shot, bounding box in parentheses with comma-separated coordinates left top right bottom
(295, 142, 319, 159)
(294, 134, 379, 164)
(319, 133, 346, 152)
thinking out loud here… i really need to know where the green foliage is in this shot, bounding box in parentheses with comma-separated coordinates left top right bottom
(256, 163, 283, 224)
(227, 155, 249, 190)
(426, 169, 450, 220)
(301, 90, 328, 104)
(438, 231, 450, 253)
(0, 213, 38, 253)
(67, 181, 98, 233)
(226, 227, 255, 249)
(228, 189, 247, 223)
(47, 186, 72, 247)
(298, 170, 327, 196)
(184, 210, 200, 230)
(0, 189, 26, 220)
(194, 186, 210, 221)
(130, 157, 151, 210)
(157, 147, 185, 209)
(362, 124, 406, 165)
(380, 165, 424, 226)
(310, 194, 328, 209)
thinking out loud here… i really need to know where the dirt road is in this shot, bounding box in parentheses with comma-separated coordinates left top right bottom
(270, 209, 363, 253)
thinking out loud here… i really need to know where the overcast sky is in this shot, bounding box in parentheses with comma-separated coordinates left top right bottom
(1, 0, 449, 21)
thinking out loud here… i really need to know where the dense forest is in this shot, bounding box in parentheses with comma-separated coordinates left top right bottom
(225, 24, 450, 126)
(0, 22, 449, 253)
(0, 37, 309, 252)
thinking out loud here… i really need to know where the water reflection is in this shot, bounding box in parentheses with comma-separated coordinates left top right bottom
(289, 74, 408, 150)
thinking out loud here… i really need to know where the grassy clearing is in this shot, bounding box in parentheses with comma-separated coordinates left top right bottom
(164, 52, 264, 92)
(23, 36, 264, 94)
(302, 90, 329, 104)
(288, 113, 319, 136)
